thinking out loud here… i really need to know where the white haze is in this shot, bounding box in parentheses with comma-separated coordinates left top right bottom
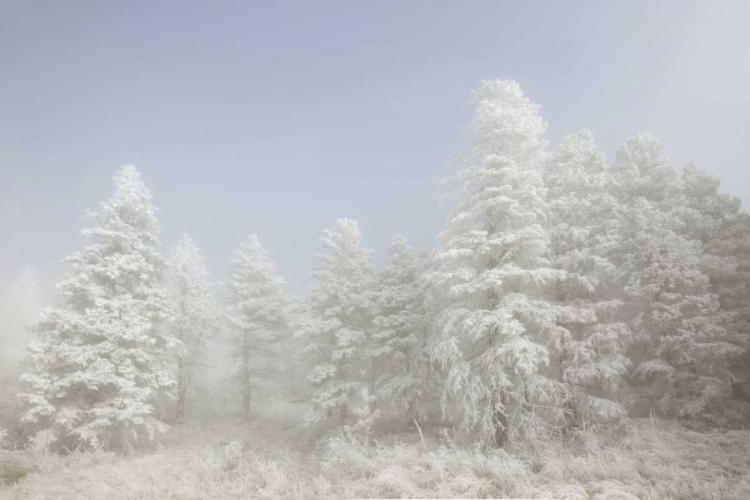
(0, 265, 41, 378)
(2, 2, 750, 499)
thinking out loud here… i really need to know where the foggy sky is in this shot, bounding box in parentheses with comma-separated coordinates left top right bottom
(1, 0, 748, 300)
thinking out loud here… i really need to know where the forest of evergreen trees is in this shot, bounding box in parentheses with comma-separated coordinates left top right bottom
(5, 79, 750, 454)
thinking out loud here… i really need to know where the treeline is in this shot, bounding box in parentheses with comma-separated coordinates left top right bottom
(9, 80, 750, 452)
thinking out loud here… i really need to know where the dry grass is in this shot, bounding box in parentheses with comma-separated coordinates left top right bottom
(1, 405, 749, 499)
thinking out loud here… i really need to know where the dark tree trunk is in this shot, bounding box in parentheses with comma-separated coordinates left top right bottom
(492, 390, 508, 448)
(338, 354, 349, 425)
(484, 238, 508, 448)
(242, 386, 251, 421)
(563, 393, 579, 434)
(406, 400, 417, 430)
(556, 271, 579, 435)
(175, 358, 186, 422)
(340, 404, 348, 426)
(521, 384, 531, 414)
(369, 370, 378, 414)
(242, 332, 251, 421)
(405, 352, 418, 430)
(559, 341, 579, 434)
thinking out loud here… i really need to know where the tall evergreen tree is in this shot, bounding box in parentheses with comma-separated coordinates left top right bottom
(544, 131, 632, 427)
(371, 235, 431, 427)
(299, 218, 377, 431)
(611, 136, 742, 420)
(19, 166, 177, 450)
(167, 234, 220, 422)
(226, 235, 289, 421)
(611, 133, 684, 211)
(427, 80, 567, 447)
(680, 164, 750, 409)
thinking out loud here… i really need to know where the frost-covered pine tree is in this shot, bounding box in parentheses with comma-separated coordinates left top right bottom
(612, 136, 743, 420)
(611, 133, 684, 211)
(371, 235, 430, 427)
(167, 234, 220, 422)
(19, 165, 177, 450)
(680, 164, 750, 409)
(225, 235, 289, 421)
(299, 218, 377, 431)
(720, 212, 750, 405)
(544, 131, 632, 427)
(427, 81, 567, 447)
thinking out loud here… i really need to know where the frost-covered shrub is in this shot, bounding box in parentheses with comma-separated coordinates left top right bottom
(28, 429, 57, 454)
(221, 440, 243, 471)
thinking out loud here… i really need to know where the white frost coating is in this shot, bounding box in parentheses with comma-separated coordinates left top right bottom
(370, 235, 432, 426)
(226, 234, 290, 420)
(427, 80, 568, 446)
(298, 218, 377, 432)
(167, 234, 221, 421)
(544, 130, 632, 425)
(19, 165, 177, 450)
(612, 136, 746, 420)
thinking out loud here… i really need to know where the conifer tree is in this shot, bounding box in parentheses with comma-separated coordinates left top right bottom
(299, 218, 377, 432)
(611, 136, 742, 420)
(680, 164, 750, 409)
(20, 165, 177, 450)
(611, 133, 684, 211)
(544, 131, 632, 427)
(371, 235, 430, 427)
(167, 234, 220, 422)
(427, 81, 567, 447)
(226, 235, 289, 421)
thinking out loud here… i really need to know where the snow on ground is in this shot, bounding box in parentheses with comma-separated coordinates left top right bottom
(1, 401, 749, 499)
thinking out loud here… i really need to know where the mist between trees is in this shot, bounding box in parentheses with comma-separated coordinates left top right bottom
(1, 79, 749, 460)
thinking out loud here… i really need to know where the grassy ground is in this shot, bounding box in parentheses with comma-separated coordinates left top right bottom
(1, 401, 749, 499)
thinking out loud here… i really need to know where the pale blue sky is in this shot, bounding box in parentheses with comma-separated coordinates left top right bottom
(1, 0, 748, 298)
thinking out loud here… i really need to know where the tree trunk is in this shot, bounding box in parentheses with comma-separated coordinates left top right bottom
(340, 404, 348, 426)
(521, 384, 531, 414)
(492, 390, 508, 448)
(242, 332, 251, 421)
(175, 358, 186, 422)
(406, 400, 417, 430)
(559, 340, 578, 434)
(405, 351, 417, 430)
(369, 370, 378, 414)
(563, 392, 578, 434)
(243, 387, 252, 421)
(484, 238, 508, 448)
(515, 384, 533, 442)
(338, 354, 348, 425)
